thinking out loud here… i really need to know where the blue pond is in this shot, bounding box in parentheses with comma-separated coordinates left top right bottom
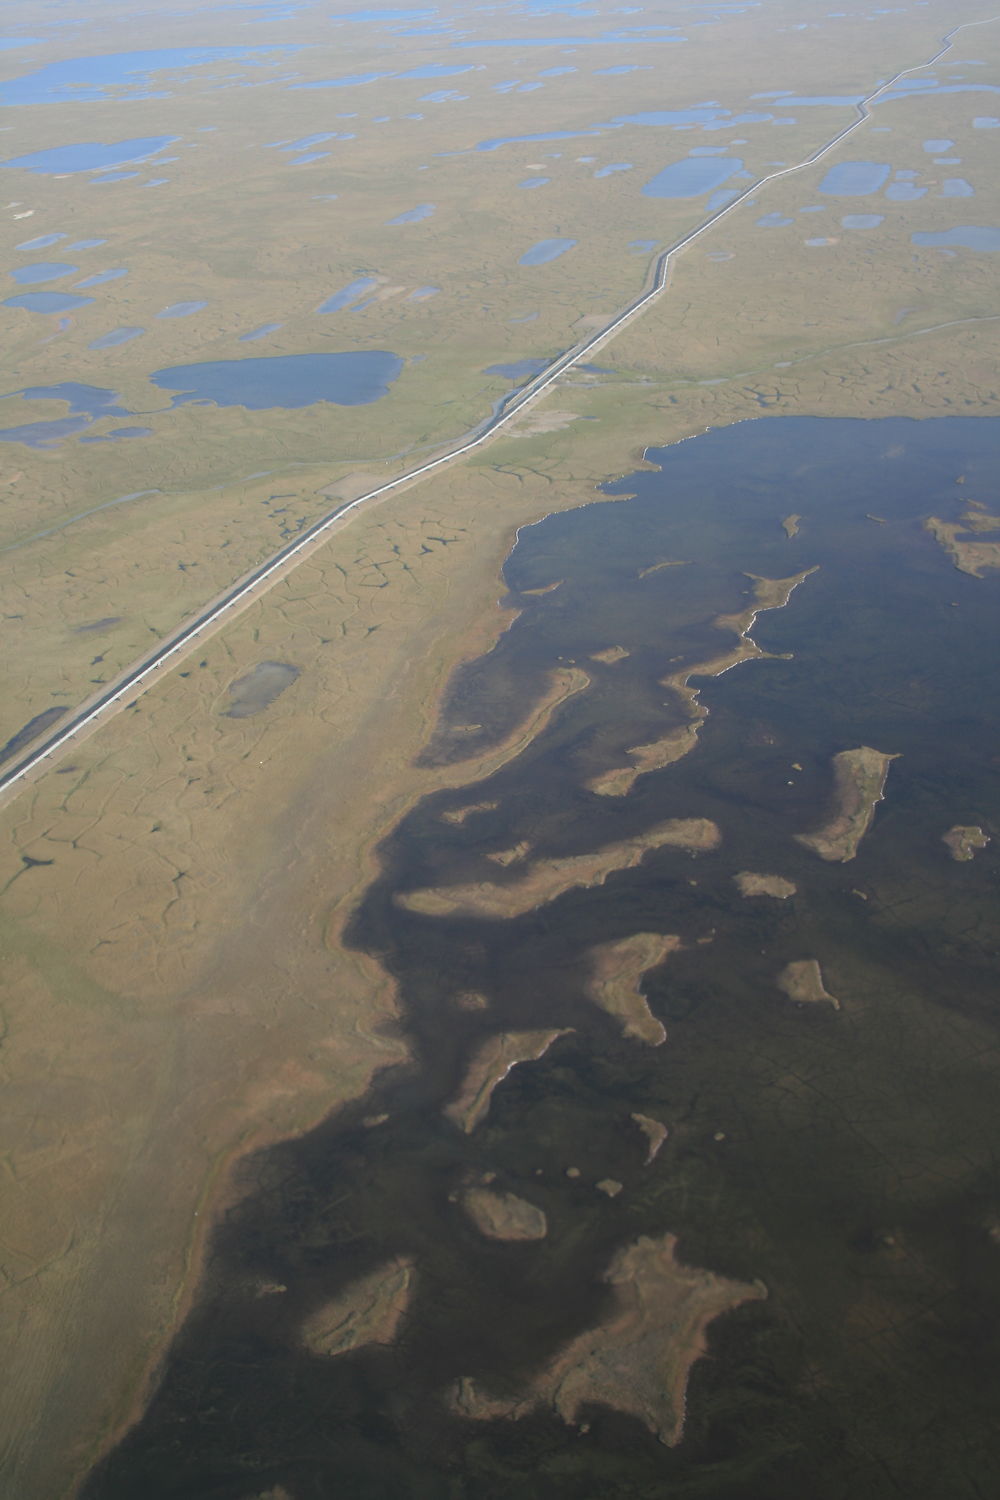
(386, 203, 435, 224)
(923, 138, 954, 152)
(91, 171, 140, 183)
(484, 359, 550, 380)
(157, 301, 207, 318)
(0, 382, 128, 447)
(89, 327, 145, 349)
(9, 262, 77, 284)
(756, 212, 792, 227)
(885, 182, 926, 201)
(397, 63, 471, 79)
(68, 238, 107, 250)
(0, 47, 303, 107)
(473, 128, 605, 152)
(518, 177, 549, 188)
(912, 226, 1000, 252)
(149, 351, 404, 409)
(1, 136, 178, 175)
(817, 160, 890, 195)
(16, 232, 65, 251)
(291, 152, 329, 165)
(941, 178, 974, 198)
(408, 286, 440, 300)
(706, 188, 741, 210)
(841, 214, 883, 228)
(519, 238, 576, 266)
(643, 156, 742, 198)
(240, 323, 283, 341)
(317, 277, 377, 312)
(3, 291, 93, 313)
(74, 268, 128, 288)
(595, 162, 631, 177)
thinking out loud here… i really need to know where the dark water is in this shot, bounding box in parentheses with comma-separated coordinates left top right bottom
(84, 417, 1000, 1500)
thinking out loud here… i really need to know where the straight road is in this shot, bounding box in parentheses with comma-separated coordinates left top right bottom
(0, 12, 995, 808)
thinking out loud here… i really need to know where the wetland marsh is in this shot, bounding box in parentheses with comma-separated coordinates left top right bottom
(82, 416, 1000, 1498)
(4, 0, 1000, 1495)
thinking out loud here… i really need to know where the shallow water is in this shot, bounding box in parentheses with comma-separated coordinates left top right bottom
(519, 237, 576, 266)
(0, 47, 302, 107)
(643, 155, 742, 198)
(387, 202, 435, 223)
(317, 276, 378, 312)
(8, 261, 77, 284)
(156, 301, 207, 318)
(0, 135, 178, 174)
(0, 382, 128, 446)
(817, 160, 889, 195)
(222, 661, 300, 717)
(149, 350, 404, 408)
(89, 327, 145, 349)
(82, 415, 1000, 1500)
(484, 359, 550, 380)
(912, 225, 1000, 251)
(74, 268, 128, 288)
(2, 290, 93, 313)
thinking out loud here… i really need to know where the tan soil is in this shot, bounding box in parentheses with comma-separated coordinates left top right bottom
(585, 933, 680, 1046)
(631, 1113, 668, 1164)
(795, 746, 898, 862)
(943, 824, 990, 861)
(300, 1258, 414, 1357)
(777, 960, 841, 1010)
(449, 1233, 766, 1445)
(398, 821, 720, 920)
(462, 1187, 548, 1240)
(444, 1029, 572, 1134)
(590, 570, 816, 798)
(734, 872, 797, 899)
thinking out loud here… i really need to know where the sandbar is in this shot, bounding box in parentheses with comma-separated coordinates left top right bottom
(462, 1187, 548, 1241)
(631, 1112, 668, 1164)
(398, 820, 720, 919)
(585, 932, 679, 1046)
(794, 746, 898, 862)
(299, 1257, 414, 1357)
(926, 510, 1000, 578)
(777, 960, 840, 1010)
(591, 570, 815, 798)
(449, 1233, 766, 1445)
(444, 1028, 571, 1134)
(943, 824, 990, 861)
(441, 800, 498, 825)
(734, 871, 797, 899)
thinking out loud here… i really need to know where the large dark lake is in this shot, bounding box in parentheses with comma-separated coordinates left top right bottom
(84, 415, 1000, 1500)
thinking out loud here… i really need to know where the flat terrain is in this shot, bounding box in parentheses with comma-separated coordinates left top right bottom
(2, 0, 1000, 1495)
